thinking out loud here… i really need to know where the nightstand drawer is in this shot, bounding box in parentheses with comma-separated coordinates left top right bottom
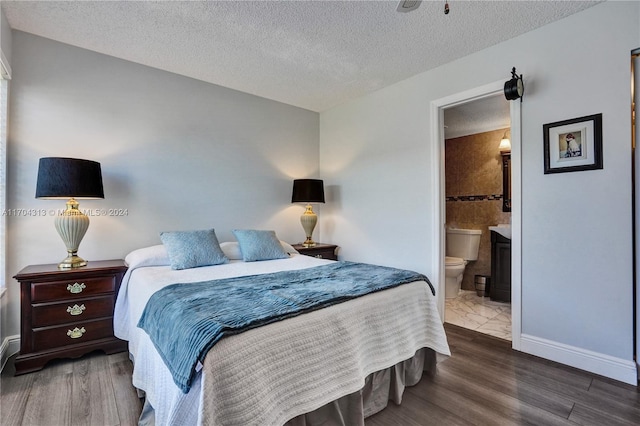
(32, 296, 115, 327)
(32, 317, 115, 352)
(306, 248, 335, 259)
(293, 243, 339, 261)
(31, 276, 116, 303)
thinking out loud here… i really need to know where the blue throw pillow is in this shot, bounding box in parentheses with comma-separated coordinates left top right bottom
(232, 229, 289, 262)
(160, 229, 228, 270)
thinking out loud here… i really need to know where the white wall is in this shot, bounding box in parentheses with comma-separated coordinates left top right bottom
(0, 6, 12, 364)
(320, 2, 638, 383)
(5, 32, 319, 346)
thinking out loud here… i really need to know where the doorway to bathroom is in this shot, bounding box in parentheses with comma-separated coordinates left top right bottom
(443, 101, 512, 340)
(432, 81, 521, 345)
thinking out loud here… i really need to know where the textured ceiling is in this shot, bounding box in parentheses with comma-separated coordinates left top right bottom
(2, 1, 599, 112)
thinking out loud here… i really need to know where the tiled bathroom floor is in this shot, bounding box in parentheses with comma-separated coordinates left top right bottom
(445, 290, 512, 341)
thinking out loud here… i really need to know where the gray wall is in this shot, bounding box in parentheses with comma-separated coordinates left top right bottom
(4, 32, 319, 344)
(320, 1, 638, 382)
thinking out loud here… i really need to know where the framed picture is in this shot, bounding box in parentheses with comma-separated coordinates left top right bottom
(543, 113, 603, 174)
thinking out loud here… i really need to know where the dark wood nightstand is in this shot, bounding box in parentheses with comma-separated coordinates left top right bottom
(13, 259, 128, 375)
(292, 243, 338, 261)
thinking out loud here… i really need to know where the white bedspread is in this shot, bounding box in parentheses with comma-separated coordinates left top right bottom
(114, 255, 450, 426)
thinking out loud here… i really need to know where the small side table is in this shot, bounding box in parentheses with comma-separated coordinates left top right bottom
(292, 243, 338, 261)
(13, 259, 128, 375)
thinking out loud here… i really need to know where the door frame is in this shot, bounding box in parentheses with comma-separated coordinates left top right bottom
(430, 80, 522, 350)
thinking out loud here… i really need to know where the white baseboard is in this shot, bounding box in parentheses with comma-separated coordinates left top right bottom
(0, 334, 20, 372)
(520, 334, 637, 386)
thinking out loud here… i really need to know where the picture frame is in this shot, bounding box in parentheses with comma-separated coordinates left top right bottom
(543, 113, 603, 174)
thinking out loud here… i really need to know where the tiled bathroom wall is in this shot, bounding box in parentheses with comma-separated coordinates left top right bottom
(445, 127, 511, 291)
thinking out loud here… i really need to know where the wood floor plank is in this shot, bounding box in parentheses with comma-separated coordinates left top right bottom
(70, 356, 94, 426)
(442, 353, 575, 418)
(109, 354, 143, 425)
(449, 334, 594, 393)
(434, 362, 577, 425)
(21, 358, 73, 425)
(477, 350, 640, 424)
(366, 388, 473, 426)
(568, 402, 639, 426)
(91, 354, 121, 425)
(70, 353, 120, 426)
(0, 364, 35, 426)
(587, 376, 640, 405)
(417, 375, 519, 425)
(451, 340, 599, 401)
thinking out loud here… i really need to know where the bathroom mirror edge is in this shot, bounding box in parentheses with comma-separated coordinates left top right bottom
(502, 153, 511, 212)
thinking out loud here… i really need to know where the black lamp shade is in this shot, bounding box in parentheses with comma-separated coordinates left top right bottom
(36, 157, 104, 199)
(292, 179, 325, 203)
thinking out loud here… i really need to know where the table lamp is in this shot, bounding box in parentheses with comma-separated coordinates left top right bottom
(36, 157, 104, 269)
(291, 179, 325, 247)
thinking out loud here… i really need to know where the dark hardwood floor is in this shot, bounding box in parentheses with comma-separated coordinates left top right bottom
(2, 324, 638, 425)
(367, 324, 640, 425)
(1, 349, 141, 426)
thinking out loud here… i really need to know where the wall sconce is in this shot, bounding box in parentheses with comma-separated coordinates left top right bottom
(499, 131, 511, 153)
(504, 67, 524, 101)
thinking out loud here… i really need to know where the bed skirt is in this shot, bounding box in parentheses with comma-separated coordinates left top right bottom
(137, 347, 436, 426)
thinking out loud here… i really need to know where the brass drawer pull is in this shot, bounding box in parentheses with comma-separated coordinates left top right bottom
(66, 282, 86, 294)
(315, 254, 323, 258)
(67, 327, 86, 339)
(66, 304, 86, 316)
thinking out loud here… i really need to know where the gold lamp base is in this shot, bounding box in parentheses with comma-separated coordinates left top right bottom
(302, 238, 316, 248)
(55, 198, 90, 269)
(58, 253, 88, 269)
(300, 204, 318, 248)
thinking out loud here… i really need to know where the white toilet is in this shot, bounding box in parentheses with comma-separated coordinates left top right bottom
(445, 228, 482, 299)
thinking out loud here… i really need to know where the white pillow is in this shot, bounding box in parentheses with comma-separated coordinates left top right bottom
(280, 241, 299, 255)
(220, 241, 243, 260)
(220, 241, 299, 260)
(125, 245, 170, 269)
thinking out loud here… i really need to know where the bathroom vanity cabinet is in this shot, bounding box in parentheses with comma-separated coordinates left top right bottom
(490, 231, 511, 302)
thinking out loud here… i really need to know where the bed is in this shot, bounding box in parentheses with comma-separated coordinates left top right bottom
(114, 235, 450, 426)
